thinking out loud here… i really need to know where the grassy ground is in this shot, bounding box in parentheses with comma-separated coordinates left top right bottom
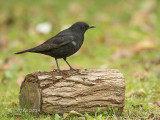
(0, 0, 160, 119)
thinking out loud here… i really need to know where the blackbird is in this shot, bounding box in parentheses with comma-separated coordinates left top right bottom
(15, 21, 95, 71)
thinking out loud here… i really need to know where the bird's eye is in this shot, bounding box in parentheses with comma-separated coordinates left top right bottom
(82, 25, 88, 29)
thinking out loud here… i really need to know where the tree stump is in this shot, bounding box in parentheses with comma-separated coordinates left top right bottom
(19, 69, 125, 115)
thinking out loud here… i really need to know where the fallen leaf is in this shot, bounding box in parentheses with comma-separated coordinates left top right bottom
(68, 111, 83, 117)
(110, 49, 133, 61)
(1, 63, 10, 72)
(131, 72, 145, 81)
(63, 113, 69, 119)
(135, 88, 146, 97)
(63, 111, 84, 119)
(156, 115, 160, 120)
(132, 36, 158, 54)
(0, 56, 19, 72)
(0, 56, 20, 72)
(148, 113, 154, 119)
(126, 88, 147, 98)
(152, 101, 160, 107)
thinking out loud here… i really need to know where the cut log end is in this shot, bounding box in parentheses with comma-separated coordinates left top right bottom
(19, 69, 125, 115)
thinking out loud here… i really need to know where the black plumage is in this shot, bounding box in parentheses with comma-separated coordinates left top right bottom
(15, 21, 95, 71)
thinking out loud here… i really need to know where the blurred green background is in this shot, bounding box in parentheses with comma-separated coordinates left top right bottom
(0, 0, 160, 119)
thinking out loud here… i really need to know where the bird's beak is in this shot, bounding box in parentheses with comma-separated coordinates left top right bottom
(88, 25, 95, 29)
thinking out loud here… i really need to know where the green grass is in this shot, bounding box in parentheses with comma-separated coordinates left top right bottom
(0, 0, 160, 119)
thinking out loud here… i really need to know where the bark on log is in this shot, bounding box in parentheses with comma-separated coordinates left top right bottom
(19, 69, 125, 115)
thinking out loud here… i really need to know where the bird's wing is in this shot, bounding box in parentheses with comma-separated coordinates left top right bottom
(31, 35, 74, 52)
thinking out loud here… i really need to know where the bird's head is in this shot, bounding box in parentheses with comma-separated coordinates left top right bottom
(70, 21, 95, 33)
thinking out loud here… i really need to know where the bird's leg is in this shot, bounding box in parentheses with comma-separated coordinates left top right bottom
(55, 58, 61, 71)
(63, 58, 76, 71)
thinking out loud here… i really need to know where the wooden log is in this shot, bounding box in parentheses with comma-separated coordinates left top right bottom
(19, 69, 125, 114)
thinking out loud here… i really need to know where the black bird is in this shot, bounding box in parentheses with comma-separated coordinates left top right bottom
(15, 21, 95, 71)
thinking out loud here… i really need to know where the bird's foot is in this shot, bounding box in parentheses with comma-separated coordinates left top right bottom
(56, 69, 62, 72)
(70, 67, 76, 71)
(70, 67, 79, 72)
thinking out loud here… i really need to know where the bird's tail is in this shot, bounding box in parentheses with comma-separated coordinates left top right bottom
(15, 49, 32, 54)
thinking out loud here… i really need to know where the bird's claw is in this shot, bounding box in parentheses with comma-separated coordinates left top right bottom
(70, 68, 79, 72)
(56, 69, 62, 72)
